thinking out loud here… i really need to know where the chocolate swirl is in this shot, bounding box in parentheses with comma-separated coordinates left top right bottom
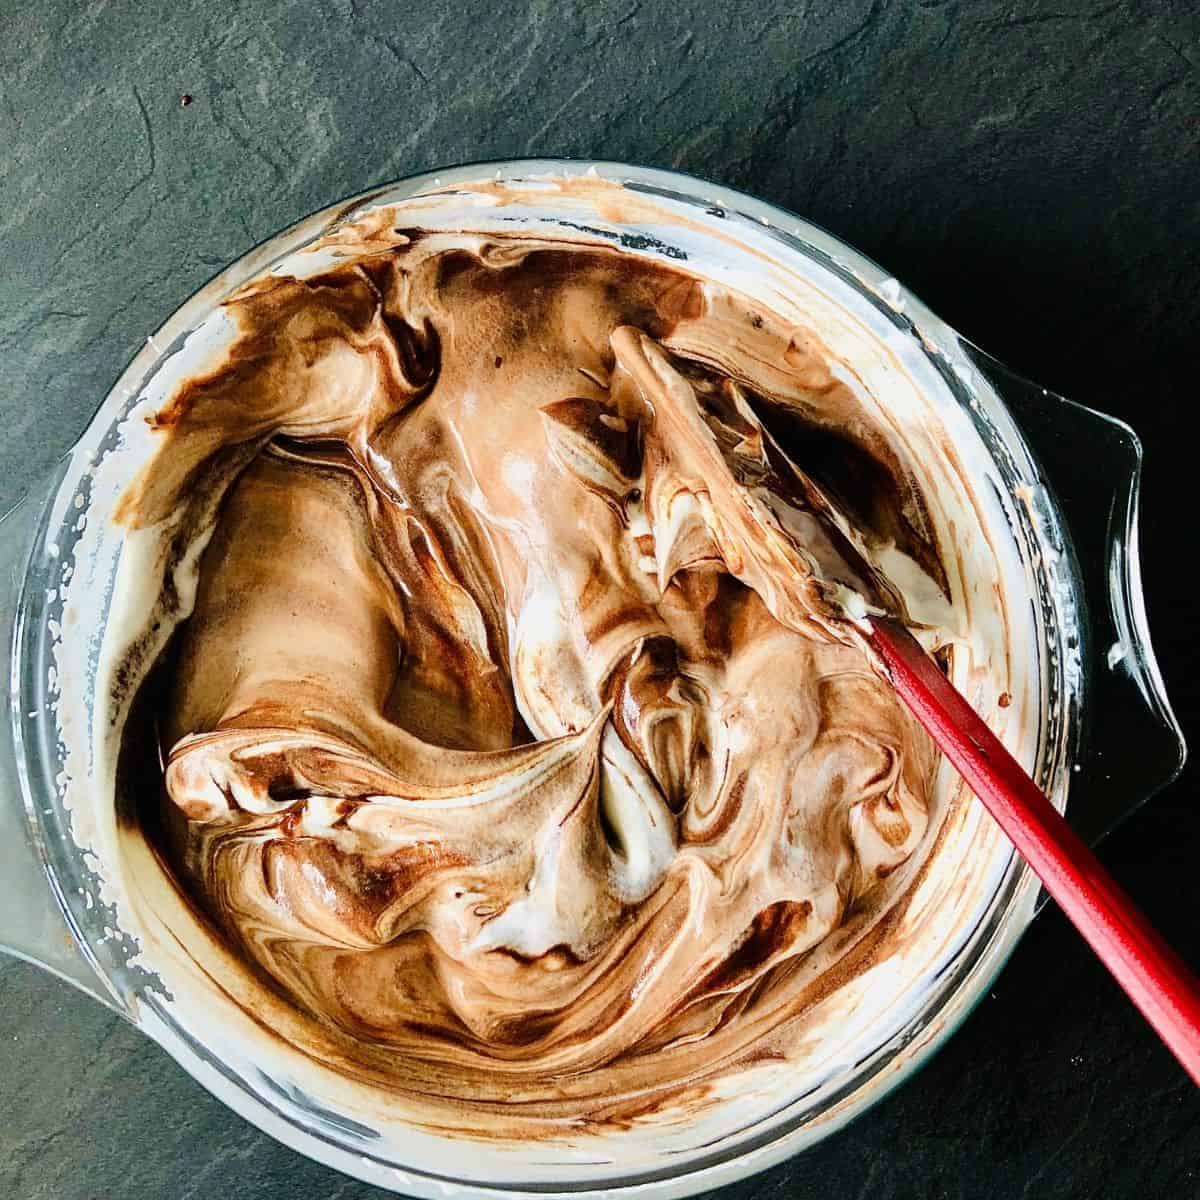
(121, 221, 944, 1132)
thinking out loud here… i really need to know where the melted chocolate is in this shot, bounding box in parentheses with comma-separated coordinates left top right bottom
(117, 222, 944, 1131)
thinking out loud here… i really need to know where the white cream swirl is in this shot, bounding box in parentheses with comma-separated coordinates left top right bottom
(114, 215, 954, 1133)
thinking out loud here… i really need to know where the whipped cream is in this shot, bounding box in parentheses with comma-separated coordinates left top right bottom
(55, 177, 1035, 1166)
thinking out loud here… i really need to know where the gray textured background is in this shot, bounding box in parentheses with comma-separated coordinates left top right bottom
(2, 1, 1198, 1197)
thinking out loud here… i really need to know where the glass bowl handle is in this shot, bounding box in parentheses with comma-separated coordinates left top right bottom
(0, 484, 119, 1011)
(962, 341, 1186, 846)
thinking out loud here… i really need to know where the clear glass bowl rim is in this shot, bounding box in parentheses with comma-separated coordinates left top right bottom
(8, 157, 1101, 1198)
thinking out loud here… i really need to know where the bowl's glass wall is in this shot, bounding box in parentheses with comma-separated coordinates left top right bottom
(10, 161, 1091, 1198)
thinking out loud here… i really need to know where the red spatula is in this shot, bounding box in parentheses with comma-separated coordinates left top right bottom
(868, 615, 1200, 1086)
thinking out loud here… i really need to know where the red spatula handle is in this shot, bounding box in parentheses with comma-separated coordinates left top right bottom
(869, 616, 1200, 1086)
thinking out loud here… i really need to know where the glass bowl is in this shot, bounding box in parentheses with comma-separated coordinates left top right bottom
(0, 160, 1185, 1198)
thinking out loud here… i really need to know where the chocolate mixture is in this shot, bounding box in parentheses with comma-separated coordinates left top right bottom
(117, 218, 947, 1131)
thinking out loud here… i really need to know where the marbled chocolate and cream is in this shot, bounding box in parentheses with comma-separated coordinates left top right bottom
(90, 182, 1025, 1145)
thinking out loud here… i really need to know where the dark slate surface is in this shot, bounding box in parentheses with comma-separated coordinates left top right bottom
(2, 1, 1198, 1197)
